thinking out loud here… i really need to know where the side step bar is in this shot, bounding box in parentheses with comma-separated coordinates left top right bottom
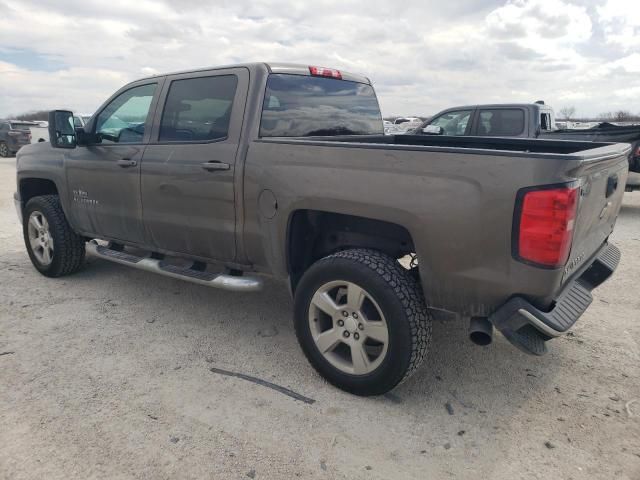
(86, 241, 263, 292)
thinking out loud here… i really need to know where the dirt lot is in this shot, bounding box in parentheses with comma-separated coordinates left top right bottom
(1, 156, 639, 480)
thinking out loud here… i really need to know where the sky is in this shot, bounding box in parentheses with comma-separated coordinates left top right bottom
(0, 0, 638, 118)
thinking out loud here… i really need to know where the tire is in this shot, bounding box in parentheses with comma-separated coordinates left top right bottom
(0, 142, 9, 158)
(23, 195, 86, 277)
(294, 248, 432, 396)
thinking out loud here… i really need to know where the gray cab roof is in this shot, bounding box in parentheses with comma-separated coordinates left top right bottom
(138, 62, 371, 85)
(437, 103, 553, 112)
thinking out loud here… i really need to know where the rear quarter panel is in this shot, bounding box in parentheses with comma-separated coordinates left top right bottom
(242, 140, 625, 316)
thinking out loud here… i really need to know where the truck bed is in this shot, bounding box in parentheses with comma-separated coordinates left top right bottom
(291, 134, 615, 156)
(250, 135, 629, 316)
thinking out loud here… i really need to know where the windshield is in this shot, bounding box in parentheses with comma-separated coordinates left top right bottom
(260, 74, 383, 137)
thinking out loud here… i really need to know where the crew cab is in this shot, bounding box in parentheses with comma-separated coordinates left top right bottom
(14, 63, 629, 395)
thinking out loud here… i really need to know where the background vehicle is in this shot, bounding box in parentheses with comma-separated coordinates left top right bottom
(27, 121, 50, 144)
(383, 120, 397, 135)
(73, 115, 93, 128)
(415, 102, 640, 187)
(14, 63, 628, 395)
(0, 120, 34, 157)
(392, 116, 423, 133)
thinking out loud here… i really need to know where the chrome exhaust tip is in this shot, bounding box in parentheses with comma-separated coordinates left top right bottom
(469, 317, 493, 346)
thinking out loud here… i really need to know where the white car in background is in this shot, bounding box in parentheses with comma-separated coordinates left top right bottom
(393, 117, 423, 134)
(30, 114, 93, 144)
(29, 122, 50, 143)
(383, 120, 399, 135)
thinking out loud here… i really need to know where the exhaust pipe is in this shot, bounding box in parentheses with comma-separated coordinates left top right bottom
(469, 317, 493, 346)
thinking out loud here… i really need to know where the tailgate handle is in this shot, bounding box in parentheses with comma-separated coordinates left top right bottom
(201, 161, 230, 171)
(606, 174, 618, 198)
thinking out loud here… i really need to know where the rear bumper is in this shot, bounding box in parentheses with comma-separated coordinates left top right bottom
(490, 243, 620, 353)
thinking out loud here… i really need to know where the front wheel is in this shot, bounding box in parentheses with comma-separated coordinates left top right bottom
(23, 195, 86, 277)
(294, 249, 432, 396)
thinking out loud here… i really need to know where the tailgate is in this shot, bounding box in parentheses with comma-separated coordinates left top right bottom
(562, 149, 629, 282)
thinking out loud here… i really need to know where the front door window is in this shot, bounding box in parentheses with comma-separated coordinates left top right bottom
(95, 84, 156, 144)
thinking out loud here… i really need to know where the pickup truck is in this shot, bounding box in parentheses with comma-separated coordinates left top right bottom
(14, 63, 629, 395)
(415, 102, 640, 182)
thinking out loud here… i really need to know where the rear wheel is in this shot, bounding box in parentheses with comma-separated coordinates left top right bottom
(0, 142, 9, 157)
(23, 195, 86, 277)
(294, 248, 432, 396)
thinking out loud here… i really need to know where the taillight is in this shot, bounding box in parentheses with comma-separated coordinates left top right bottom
(309, 66, 342, 79)
(514, 185, 579, 268)
(635, 145, 640, 157)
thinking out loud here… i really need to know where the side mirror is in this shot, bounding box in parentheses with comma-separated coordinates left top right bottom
(422, 125, 443, 135)
(48, 110, 77, 148)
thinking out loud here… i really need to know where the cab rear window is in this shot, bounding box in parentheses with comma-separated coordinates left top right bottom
(260, 74, 383, 137)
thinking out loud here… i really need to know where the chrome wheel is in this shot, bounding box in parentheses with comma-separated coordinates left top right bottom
(27, 211, 54, 265)
(308, 280, 389, 375)
(0, 143, 8, 157)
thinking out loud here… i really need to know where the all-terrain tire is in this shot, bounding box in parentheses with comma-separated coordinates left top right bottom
(294, 248, 432, 396)
(23, 195, 86, 277)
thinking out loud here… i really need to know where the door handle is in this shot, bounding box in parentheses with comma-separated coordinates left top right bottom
(117, 159, 137, 168)
(201, 161, 230, 171)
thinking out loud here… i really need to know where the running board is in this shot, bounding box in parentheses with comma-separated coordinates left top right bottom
(86, 242, 263, 292)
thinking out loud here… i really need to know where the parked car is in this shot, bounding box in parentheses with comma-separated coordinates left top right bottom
(0, 120, 34, 157)
(73, 114, 93, 128)
(27, 122, 50, 144)
(383, 120, 396, 135)
(393, 116, 422, 133)
(14, 63, 628, 395)
(414, 102, 640, 187)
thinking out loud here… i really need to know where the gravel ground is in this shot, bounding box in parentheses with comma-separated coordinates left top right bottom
(1, 156, 639, 479)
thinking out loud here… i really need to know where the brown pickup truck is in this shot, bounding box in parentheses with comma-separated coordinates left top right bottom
(14, 63, 629, 395)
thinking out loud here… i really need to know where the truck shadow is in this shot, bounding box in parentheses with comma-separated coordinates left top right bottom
(76, 258, 564, 416)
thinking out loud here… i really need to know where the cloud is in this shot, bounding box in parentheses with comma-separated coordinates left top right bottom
(0, 0, 638, 118)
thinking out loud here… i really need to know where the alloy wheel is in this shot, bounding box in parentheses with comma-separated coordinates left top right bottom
(308, 280, 389, 375)
(27, 211, 54, 265)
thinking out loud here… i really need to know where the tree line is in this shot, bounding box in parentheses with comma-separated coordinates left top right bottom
(558, 106, 640, 122)
(12, 110, 51, 121)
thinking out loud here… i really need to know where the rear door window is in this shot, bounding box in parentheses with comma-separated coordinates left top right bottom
(159, 75, 238, 142)
(477, 109, 525, 136)
(260, 74, 383, 137)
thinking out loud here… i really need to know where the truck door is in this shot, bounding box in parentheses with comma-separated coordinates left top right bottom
(140, 67, 249, 262)
(64, 80, 163, 244)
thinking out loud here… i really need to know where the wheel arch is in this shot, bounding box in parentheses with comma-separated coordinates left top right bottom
(286, 209, 416, 292)
(19, 177, 59, 211)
